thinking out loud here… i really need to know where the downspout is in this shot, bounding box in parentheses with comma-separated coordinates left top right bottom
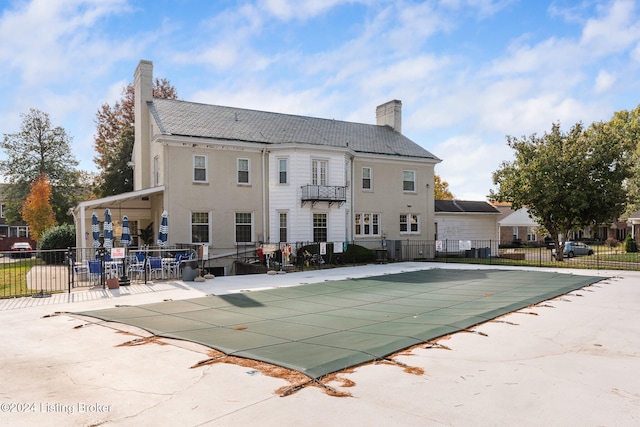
(349, 153, 355, 242)
(262, 148, 267, 243)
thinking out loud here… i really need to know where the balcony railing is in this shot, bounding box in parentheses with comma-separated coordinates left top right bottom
(301, 184, 347, 207)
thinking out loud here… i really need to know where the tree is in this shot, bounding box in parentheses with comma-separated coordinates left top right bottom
(94, 78, 178, 197)
(490, 121, 632, 261)
(0, 108, 82, 224)
(608, 105, 640, 218)
(434, 174, 454, 200)
(21, 173, 57, 241)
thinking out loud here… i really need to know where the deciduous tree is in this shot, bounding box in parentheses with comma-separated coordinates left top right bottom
(490, 121, 631, 261)
(608, 105, 640, 218)
(434, 175, 454, 200)
(0, 108, 82, 224)
(94, 78, 177, 197)
(21, 173, 57, 241)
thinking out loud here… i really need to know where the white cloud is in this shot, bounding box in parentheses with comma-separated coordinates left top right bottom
(594, 70, 616, 93)
(434, 135, 511, 200)
(259, 0, 369, 21)
(0, 0, 131, 85)
(580, 0, 640, 55)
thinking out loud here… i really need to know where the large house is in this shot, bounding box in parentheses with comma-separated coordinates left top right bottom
(0, 183, 36, 251)
(71, 60, 440, 274)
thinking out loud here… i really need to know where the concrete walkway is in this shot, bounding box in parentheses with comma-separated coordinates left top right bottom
(0, 263, 638, 426)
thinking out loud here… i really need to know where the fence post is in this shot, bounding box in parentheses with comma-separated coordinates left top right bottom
(489, 240, 492, 265)
(66, 247, 73, 294)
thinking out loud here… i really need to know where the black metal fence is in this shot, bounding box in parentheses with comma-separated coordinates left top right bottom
(0, 245, 198, 299)
(356, 238, 640, 271)
(238, 239, 640, 272)
(2, 239, 638, 299)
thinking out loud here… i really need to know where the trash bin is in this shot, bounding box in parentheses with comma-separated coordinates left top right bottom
(181, 260, 198, 281)
(477, 247, 490, 259)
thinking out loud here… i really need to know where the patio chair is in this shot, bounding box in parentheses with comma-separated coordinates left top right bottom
(88, 260, 102, 286)
(127, 252, 146, 280)
(147, 256, 164, 280)
(166, 253, 187, 278)
(74, 262, 89, 282)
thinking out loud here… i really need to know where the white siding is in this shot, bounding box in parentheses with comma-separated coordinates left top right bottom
(435, 214, 498, 242)
(268, 148, 350, 243)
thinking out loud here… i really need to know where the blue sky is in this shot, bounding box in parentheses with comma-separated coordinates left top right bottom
(1, 0, 639, 200)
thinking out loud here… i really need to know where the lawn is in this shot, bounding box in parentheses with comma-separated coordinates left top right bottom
(0, 258, 43, 297)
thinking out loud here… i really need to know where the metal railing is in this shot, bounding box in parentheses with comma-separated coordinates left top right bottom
(300, 184, 346, 205)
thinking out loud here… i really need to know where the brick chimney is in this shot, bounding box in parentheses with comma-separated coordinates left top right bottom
(376, 99, 402, 133)
(133, 60, 153, 191)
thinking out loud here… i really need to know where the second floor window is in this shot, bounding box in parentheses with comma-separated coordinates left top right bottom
(403, 170, 415, 192)
(279, 158, 288, 184)
(238, 158, 249, 184)
(362, 167, 372, 190)
(193, 155, 207, 182)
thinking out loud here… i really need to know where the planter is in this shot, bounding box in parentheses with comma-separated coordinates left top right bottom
(106, 278, 120, 289)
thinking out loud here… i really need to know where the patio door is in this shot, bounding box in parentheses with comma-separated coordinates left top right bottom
(312, 160, 327, 186)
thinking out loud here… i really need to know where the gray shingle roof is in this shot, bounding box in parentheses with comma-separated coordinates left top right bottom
(435, 200, 499, 213)
(149, 98, 439, 160)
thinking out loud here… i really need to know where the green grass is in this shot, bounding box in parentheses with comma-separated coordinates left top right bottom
(0, 258, 43, 297)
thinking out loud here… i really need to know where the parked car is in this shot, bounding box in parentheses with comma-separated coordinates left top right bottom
(552, 241, 594, 259)
(10, 242, 34, 258)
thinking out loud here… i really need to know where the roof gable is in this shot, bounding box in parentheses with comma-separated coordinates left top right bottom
(149, 98, 439, 160)
(498, 207, 539, 227)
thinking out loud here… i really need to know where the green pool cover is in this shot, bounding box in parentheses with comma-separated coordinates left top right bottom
(76, 269, 603, 379)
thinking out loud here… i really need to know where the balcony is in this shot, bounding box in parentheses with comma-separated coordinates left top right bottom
(301, 184, 347, 207)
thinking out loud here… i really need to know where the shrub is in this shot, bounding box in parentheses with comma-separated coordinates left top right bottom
(624, 234, 637, 253)
(39, 224, 76, 264)
(342, 244, 376, 264)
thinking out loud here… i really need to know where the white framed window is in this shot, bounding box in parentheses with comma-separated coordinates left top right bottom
(400, 214, 420, 234)
(527, 227, 537, 241)
(279, 212, 288, 242)
(193, 155, 207, 183)
(237, 158, 250, 184)
(312, 159, 328, 186)
(235, 212, 253, 243)
(278, 158, 288, 184)
(0, 203, 4, 218)
(191, 211, 210, 244)
(512, 227, 519, 240)
(313, 213, 327, 242)
(355, 213, 380, 237)
(362, 167, 372, 190)
(403, 170, 416, 192)
(9, 226, 29, 238)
